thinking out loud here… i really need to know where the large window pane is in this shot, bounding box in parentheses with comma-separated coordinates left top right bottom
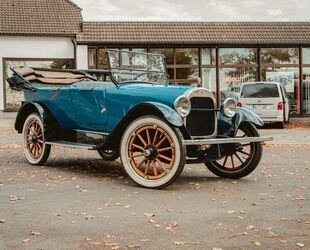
(302, 48, 310, 64)
(302, 67, 310, 114)
(202, 68, 216, 92)
(261, 67, 299, 114)
(219, 48, 257, 65)
(88, 48, 96, 68)
(98, 48, 107, 68)
(201, 48, 216, 65)
(261, 48, 299, 64)
(149, 48, 174, 64)
(176, 48, 198, 65)
(176, 68, 199, 80)
(220, 68, 257, 103)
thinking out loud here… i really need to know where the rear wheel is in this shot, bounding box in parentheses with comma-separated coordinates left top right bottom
(205, 122, 262, 179)
(120, 116, 186, 189)
(22, 113, 51, 165)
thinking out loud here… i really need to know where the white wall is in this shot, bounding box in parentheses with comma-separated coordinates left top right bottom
(76, 45, 88, 69)
(0, 36, 75, 111)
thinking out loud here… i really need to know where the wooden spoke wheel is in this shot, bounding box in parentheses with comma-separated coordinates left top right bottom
(22, 113, 50, 165)
(205, 122, 262, 179)
(98, 149, 119, 161)
(120, 116, 186, 189)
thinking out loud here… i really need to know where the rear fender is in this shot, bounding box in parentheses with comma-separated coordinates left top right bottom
(96, 102, 185, 150)
(15, 102, 59, 140)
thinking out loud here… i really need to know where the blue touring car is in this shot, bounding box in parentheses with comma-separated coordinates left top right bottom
(8, 50, 272, 188)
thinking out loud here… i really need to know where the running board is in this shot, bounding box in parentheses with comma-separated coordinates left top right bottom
(183, 136, 273, 146)
(45, 141, 97, 149)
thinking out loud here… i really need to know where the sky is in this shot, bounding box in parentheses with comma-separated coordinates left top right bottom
(72, 0, 310, 21)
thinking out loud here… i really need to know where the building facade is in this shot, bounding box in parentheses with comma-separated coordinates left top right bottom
(76, 22, 310, 116)
(1, 0, 310, 116)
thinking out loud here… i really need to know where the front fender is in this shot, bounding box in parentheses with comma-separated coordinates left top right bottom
(145, 102, 183, 127)
(96, 102, 183, 150)
(218, 108, 264, 137)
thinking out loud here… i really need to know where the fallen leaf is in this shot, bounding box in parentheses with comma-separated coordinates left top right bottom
(144, 213, 155, 218)
(22, 239, 30, 243)
(296, 243, 305, 248)
(31, 231, 40, 236)
(85, 215, 96, 220)
(127, 244, 140, 248)
(254, 242, 261, 246)
(124, 205, 131, 209)
(0, 219, 6, 223)
(246, 225, 255, 230)
(174, 241, 186, 246)
(154, 224, 161, 228)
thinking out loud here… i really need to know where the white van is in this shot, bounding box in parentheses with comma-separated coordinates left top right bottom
(237, 82, 289, 128)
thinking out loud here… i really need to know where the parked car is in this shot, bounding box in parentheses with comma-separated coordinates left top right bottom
(237, 82, 290, 128)
(8, 50, 272, 189)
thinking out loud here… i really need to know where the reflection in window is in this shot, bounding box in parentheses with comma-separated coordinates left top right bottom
(261, 67, 299, 114)
(220, 68, 257, 103)
(219, 48, 257, 65)
(261, 48, 299, 64)
(149, 48, 174, 64)
(176, 48, 198, 65)
(302, 67, 310, 114)
(201, 48, 216, 65)
(176, 68, 199, 80)
(98, 48, 107, 68)
(202, 68, 216, 92)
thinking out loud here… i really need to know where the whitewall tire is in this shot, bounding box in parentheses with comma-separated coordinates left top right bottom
(22, 113, 51, 165)
(120, 116, 186, 189)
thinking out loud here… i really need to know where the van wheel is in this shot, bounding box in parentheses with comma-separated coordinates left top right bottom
(276, 121, 284, 128)
(120, 116, 186, 189)
(22, 113, 51, 165)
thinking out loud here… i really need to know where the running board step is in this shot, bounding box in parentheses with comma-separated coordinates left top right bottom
(45, 141, 97, 149)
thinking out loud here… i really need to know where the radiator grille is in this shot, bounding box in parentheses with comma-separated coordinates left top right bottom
(186, 97, 216, 137)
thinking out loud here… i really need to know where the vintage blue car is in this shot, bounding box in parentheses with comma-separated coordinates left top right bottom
(8, 50, 272, 188)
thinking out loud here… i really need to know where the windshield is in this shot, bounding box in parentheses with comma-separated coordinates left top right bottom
(241, 83, 279, 98)
(107, 49, 168, 84)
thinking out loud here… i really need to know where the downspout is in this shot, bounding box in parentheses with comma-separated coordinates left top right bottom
(71, 37, 77, 69)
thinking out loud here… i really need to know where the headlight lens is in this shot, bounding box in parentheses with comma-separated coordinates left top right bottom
(174, 96, 191, 117)
(222, 98, 237, 117)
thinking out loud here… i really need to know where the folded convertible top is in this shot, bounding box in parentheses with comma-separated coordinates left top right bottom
(14, 67, 97, 84)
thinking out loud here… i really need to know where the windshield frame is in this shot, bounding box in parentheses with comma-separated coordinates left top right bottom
(106, 49, 169, 85)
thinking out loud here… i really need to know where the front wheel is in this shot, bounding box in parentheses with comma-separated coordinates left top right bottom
(120, 116, 186, 189)
(22, 113, 51, 165)
(205, 122, 262, 179)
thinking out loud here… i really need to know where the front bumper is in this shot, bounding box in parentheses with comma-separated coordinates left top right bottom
(183, 136, 273, 146)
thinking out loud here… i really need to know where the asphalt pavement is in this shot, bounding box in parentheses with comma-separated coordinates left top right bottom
(0, 112, 309, 249)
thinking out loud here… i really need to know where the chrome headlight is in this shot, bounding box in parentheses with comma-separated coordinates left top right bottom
(222, 98, 237, 117)
(174, 95, 191, 118)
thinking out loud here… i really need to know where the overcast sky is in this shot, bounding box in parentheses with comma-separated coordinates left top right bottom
(72, 0, 309, 21)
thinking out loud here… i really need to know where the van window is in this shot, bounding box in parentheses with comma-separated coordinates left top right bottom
(241, 84, 279, 98)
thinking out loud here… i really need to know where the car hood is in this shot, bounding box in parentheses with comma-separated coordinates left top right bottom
(107, 83, 193, 108)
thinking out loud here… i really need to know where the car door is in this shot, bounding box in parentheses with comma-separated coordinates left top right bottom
(69, 82, 108, 132)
